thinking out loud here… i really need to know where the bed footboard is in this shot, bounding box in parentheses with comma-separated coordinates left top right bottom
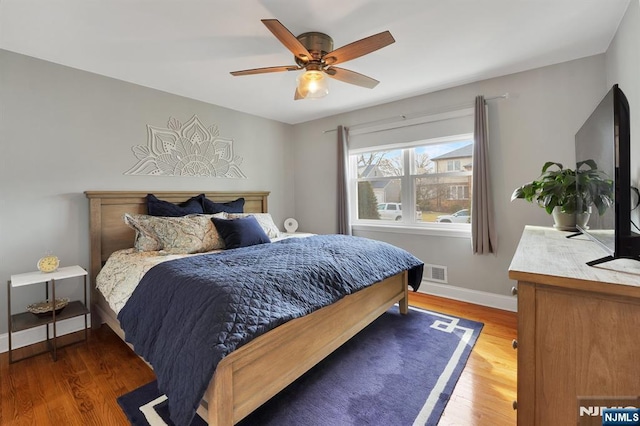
(204, 271, 408, 425)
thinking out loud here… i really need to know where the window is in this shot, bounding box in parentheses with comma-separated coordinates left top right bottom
(351, 135, 473, 226)
(448, 185, 469, 200)
(355, 150, 403, 221)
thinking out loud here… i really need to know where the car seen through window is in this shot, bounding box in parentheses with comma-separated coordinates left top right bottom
(377, 203, 423, 221)
(435, 209, 470, 223)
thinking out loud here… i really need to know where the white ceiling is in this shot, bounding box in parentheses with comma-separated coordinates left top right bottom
(0, 1, 630, 124)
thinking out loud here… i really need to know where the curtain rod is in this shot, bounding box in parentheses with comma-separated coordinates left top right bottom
(322, 92, 509, 134)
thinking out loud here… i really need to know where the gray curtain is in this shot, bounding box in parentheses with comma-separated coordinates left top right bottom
(337, 125, 351, 235)
(472, 96, 497, 254)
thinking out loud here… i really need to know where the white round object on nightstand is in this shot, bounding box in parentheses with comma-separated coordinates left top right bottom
(284, 218, 299, 233)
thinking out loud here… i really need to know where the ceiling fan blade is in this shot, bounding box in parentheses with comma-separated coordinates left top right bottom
(261, 19, 313, 62)
(325, 67, 379, 89)
(323, 31, 395, 66)
(230, 65, 300, 76)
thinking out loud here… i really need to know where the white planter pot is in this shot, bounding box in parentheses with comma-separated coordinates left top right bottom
(551, 207, 590, 231)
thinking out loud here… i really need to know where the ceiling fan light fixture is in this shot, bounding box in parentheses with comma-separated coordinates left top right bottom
(296, 70, 328, 99)
(231, 20, 395, 100)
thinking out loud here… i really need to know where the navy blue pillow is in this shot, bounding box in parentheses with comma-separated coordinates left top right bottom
(211, 216, 270, 249)
(202, 196, 245, 214)
(146, 194, 204, 217)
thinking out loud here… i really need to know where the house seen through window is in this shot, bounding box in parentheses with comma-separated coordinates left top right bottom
(351, 135, 473, 225)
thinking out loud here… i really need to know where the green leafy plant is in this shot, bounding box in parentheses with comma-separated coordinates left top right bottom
(511, 160, 613, 215)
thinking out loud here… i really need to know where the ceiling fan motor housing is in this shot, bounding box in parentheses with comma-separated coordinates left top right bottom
(295, 32, 334, 65)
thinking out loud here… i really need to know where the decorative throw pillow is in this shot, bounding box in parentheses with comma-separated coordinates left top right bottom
(202, 196, 245, 214)
(124, 213, 227, 253)
(124, 213, 163, 251)
(146, 194, 204, 217)
(211, 216, 270, 249)
(227, 213, 280, 238)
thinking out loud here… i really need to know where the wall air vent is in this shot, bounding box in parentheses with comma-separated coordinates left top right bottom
(424, 264, 448, 284)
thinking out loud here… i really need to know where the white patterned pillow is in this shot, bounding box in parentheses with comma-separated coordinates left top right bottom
(124, 213, 227, 253)
(124, 213, 162, 251)
(227, 213, 280, 238)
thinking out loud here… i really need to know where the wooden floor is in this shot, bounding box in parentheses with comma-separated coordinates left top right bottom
(410, 293, 517, 426)
(0, 293, 517, 425)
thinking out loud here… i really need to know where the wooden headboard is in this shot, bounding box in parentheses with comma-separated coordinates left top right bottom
(84, 191, 269, 293)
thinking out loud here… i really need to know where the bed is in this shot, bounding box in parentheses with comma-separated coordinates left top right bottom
(85, 190, 421, 425)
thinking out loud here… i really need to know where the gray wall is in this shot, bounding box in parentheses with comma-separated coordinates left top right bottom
(0, 50, 295, 334)
(293, 0, 640, 298)
(606, 0, 640, 187)
(291, 55, 608, 297)
(1, 2, 637, 334)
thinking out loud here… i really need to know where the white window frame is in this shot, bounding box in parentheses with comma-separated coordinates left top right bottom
(349, 133, 473, 238)
(448, 185, 469, 200)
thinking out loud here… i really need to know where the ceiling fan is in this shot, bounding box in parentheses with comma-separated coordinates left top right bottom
(230, 19, 395, 100)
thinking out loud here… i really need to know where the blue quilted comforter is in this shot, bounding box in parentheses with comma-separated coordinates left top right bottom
(118, 235, 423, 425)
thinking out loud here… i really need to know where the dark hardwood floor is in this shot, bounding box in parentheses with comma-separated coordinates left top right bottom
(0, 293, 517, 425)
(0, 328, 154, 425)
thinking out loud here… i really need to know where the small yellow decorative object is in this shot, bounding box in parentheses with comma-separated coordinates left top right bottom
(37, 255, 59, 273)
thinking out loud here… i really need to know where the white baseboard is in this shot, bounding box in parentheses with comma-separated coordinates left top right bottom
(0, 314, 91, 354)
(418, 281, 517, 312)
(0, 282, 514, 353)
(0, 283, 514, 353)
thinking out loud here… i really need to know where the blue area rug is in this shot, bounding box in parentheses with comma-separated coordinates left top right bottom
(117, 306, 483, 426)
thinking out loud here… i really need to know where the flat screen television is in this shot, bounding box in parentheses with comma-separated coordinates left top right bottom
(575, 84, 640, 266)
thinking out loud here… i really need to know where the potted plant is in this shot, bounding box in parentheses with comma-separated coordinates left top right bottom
(511, 160, 613, 230)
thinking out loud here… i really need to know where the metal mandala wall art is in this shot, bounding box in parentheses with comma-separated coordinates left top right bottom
(125, 115, 246, 178)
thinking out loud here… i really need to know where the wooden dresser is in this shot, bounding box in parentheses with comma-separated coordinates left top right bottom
(508, 226, 640, 426)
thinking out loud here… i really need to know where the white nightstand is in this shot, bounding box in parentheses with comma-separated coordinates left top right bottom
(7, 265, 89, 363)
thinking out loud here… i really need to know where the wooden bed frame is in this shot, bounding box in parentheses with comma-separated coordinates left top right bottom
(85, 190, 409, 425)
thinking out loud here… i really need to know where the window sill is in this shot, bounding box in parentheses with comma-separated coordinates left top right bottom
(351, 223, 471, 239)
